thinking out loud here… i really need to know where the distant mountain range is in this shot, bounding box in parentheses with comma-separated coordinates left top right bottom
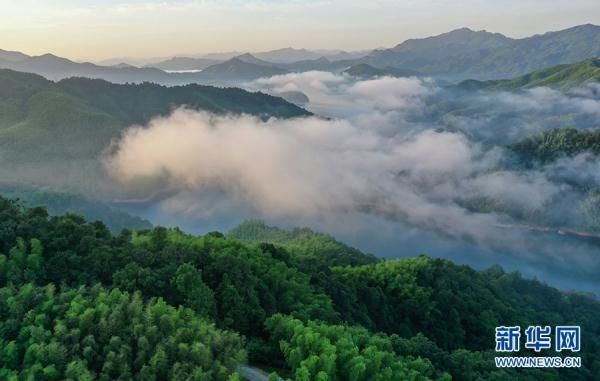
(0, 50, 197, 85)
(146, 57, 222, 71)
(145, 47, 371, 71)
(458, 58, 600, 90)
(195, 54, 290, 82)
(1, 24, 599, 84)
(0, 50, 323, 84)
(364, 24, 600, 80)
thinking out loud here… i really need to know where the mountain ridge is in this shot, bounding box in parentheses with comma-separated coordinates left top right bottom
(458, 57, 600, 90)
(364, 24, 600, 80)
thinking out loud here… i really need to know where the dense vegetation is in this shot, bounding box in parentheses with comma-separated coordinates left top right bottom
(0, 285, 245, 380)
(0, 69, 308, 190)
(509, 127, 600, 165)
(0, 197, 599, 380)
(459, 58, 600, 90)
(229, 220, 378, 268)
(0, 185, 151, 233)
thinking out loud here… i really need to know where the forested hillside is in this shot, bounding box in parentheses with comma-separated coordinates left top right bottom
(509, 127, 600, 165)
(0, 69, 308, 190)
(459, 58, 600, 90)
(0, 198, 598, 380)
(0, 185, 151, 233)
(229, 220, 378, 268)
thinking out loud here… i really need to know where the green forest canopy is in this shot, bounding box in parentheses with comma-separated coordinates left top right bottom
(0, 197, 598, 380)
(459, 58, 600, 90)
(509, 127, 600, 165)
(0, 69, 308, 162)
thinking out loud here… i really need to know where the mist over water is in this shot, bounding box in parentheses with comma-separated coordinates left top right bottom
(104, 72, 600, 293)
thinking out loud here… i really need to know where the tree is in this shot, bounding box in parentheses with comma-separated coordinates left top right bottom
(174, 263, 215, 317)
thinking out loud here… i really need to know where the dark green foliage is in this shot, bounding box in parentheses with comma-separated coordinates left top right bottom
(330, 257, 600, 380)
(0, 69, 309, 190)
(459, 58, 600, 90)
(266, 315, 448, 381)
(56, 76, 309, 126)
(0, 185, 152, 233)
(0, 284, 246, 380)
(228, 220, 378, 268)
(509, 127, 600, 165)
(0, 197, 599, 380)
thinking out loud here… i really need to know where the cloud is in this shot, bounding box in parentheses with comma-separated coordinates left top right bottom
(99, 73, 600, 292)
(105, 75, 600, 245)
(105, 107, 564, 250)
(348, 76, 431, 110)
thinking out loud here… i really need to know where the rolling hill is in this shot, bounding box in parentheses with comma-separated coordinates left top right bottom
(145, 48, 371, 72)
(0, 69, 309, 189)
(253, 47, 323, 63)
(344, 63, 421, 78)
(366, 27, 511, 68)
(144, 56, 221, 71)
(0, 50, 286, 85)
(458, 58, 600, 90)
(0, 184, 152, 233)
(228, 219, 378, 267)
(196, 54, 289, 82)
(0, 198, 598, 380)
(0, 52, 186, 84)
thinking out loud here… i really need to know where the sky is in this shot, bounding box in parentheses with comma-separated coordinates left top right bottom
(0, 0, 599, 61)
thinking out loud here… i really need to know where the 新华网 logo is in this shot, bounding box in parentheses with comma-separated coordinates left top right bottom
(494, 325, 581, 368)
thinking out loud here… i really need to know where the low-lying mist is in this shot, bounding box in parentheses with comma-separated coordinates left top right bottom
(102, 72, 600, 293)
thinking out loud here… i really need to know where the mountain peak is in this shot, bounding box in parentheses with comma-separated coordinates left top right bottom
(0, 48, 30, 62)
(449, 27, 476, 33)
(232, 53, 277, 67)
(236, 53, 257, 59)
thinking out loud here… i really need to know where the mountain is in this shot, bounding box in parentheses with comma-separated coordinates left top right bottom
(459, 58, 600, 90)
(344, 63, 421, 78)
(0, 48, 29, 62)
(146, 56, 221, 71)
(0, 184, 152, 233)
(319, 49, 373, 61)
(254, 48, 371, 63)
(366, 27, 511, 68)
(509, 127, 600, 165)
(234, 53, 280, 67)
(365, 24, 600, 80)
(142, 49, 371, 73)
(0, 69, 309, 189)
(0, 50, 276, 85)
(0, 198, 598, 380)
(276, 91, 310, 106)
(198, 51, 243, 60)
(197, 54, 288, 82)
(111, 62, 139, 70)
(0, 52, 192, 84)
(229, 219, 378, 267)
(282, 56, 354, 72)
(254, 47, 323, 63)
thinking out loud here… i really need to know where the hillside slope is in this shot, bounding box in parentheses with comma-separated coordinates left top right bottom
(366, 24, 600, 80)
(198, 55, 288, 82)
(459, 58, 600, 90)
(0, 69, 309, 189)
(0, 198, 598, 380)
